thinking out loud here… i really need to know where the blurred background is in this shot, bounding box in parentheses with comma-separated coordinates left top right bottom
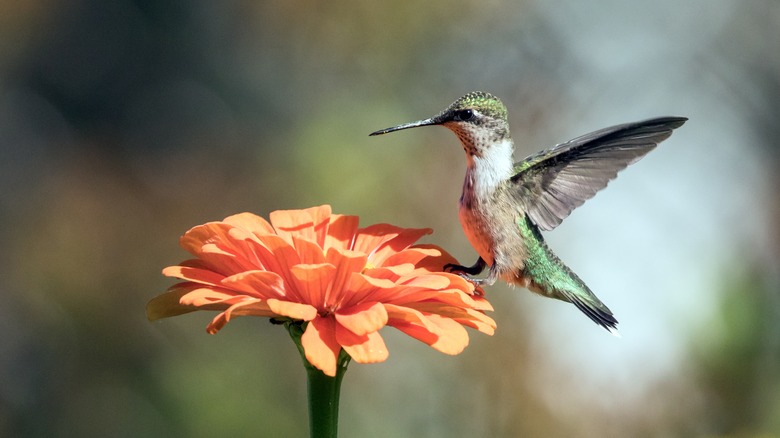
(1, 0, 778, 436)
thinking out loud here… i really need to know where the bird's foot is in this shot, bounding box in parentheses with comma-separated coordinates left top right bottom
(444, 263, 478, 275)
(454, 272, 488, 285)
(444, 257, 486, 276)
(444, 261, 495, 295)
(445, 271, 487, 295)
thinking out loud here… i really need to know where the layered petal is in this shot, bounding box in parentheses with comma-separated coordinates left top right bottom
(380, 246, 441, 270)
(266, 298, 318, 321)
(354, 224, 432, 267)
(387, 306, 470, 356)
(146, 284, 201, 320)
(270, 205, 331, 248)
(288, 263, 336, 310)
(301, 316, 341, 377)
(223, 212, 275, 234)
(335, 302, 388, 336)
(325, 248, 369, 308)
(220, 270, 286, 299)
(147, 205, 495, 377)
(207, 299, 276, 334)
(162, 265, 225, 286)
(324, 214, 359, 251)
(337, 327, 389, 364)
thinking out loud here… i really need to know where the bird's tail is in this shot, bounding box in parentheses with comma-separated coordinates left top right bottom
(515, 216, 619, 335)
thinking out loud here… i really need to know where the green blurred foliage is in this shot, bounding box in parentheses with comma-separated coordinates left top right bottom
(691, 260, 780, 436)
(1, 0, 779, 437)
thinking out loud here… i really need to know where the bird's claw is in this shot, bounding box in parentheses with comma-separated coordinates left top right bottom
(444, 261, 485, 276)
(444, 265, 487, 287)
(443, 262, 465, 273)
(443, 259, 491, 294)
(443, 264, 483, 282)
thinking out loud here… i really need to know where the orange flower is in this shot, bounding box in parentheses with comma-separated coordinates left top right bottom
(147, 205, 495, 376)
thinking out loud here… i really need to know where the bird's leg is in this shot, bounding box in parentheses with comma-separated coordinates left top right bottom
(444, 257, 486, 276)
(444, 257, 498, 287)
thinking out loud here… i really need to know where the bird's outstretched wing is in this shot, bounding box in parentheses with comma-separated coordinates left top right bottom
(511, 117, 687, 231)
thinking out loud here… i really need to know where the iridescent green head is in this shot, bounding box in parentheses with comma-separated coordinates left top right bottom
(370, 91, 511, 156)
(447, 91, 508, 121)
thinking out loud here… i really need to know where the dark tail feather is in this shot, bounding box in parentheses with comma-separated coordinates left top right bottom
(519, 215, 620, 336)
(567, 293, 620, 336)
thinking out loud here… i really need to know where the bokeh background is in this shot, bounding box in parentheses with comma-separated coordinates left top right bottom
(1, 0, 779, 437)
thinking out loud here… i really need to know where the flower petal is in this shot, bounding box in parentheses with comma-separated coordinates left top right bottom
(176, 223, 252, 275)
(162, 265, 225, 285)
(342, 272, 396, 305)
(223, 212, 275, 234)
(356, 225, 432, 266)
(453, 310, 497, 335)
(179, 287, 244, 307)
(289, 263, 336, 310)
(195, 243, 247, 276)
(252, 234, 301, 268)
(220, 270, 286, 299)
(392, 313, 469, 355)
(336, 326, 389, 364)
(438, 273, 482, 298)
(179, 222, 232, 256)
(270, 205, 331, 248)
(292, 235, 327, 265)
(266, 298, 318, 321)
(470, 295, 494, 312)
(151, 205, 496, 365)
(335, 302, 388, 336)
(324, 248, 369, 308)
(390, 285, 482, 309)
(385, 303, 471, 355)
(301, 317, 341, 377)
(179, 223, 265, 274)
(397, 274, 451, 290)
(352, 223, 398, 254)
(206, 300, 276, 334)
(250, 235, 304, 301)
(381, 247, 441, 269)
(146, 285, 200, 320)
(324, 214, 359, 251)
(363, 264, 416, 280)
(408, 302, 497, 335)
(407, 243, 468, 276)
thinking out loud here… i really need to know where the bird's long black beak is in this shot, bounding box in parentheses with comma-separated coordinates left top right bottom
(369, 117, 441, 136)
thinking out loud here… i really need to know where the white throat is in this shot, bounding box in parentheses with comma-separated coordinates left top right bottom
(464, 137, 514, 199)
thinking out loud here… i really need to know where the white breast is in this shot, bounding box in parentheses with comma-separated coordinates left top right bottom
(458, 138, 515, 266)
(466, 138, 514, 199)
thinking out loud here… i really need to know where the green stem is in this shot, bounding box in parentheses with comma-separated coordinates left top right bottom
(286, 321, 351, 438)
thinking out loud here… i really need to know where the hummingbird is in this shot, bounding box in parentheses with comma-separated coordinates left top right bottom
(369, 91, 686, 334)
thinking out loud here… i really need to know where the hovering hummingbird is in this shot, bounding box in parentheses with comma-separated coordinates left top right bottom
(370, 91, 686, 334)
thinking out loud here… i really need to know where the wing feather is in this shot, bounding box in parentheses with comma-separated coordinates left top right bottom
(512, 117, 687, 231)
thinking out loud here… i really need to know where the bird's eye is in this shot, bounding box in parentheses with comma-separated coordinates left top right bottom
(454, 109, 474, 121)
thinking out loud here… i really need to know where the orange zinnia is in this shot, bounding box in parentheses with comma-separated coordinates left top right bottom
(147, 205, 495, 376)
